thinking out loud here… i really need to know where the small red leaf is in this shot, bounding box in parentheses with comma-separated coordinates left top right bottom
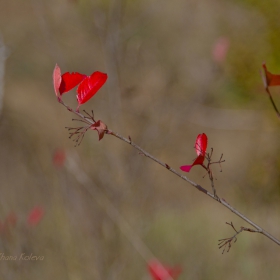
(77, 71, 108, 105)
(180, 154, 205, 172)
(262, 63, 280, 88)
(195, 133, 207, 156)
(261, 63, 280, 118)
(90, 120, 107, 141)
(180, 164, 193, 172)
(212, 37, 230, 63)
(53, 149, 66, 167)
(180, 133, 208, 173)
(59, 72, 86, 95)
(148, 261, 182, 280)
(27, 206, 44, 226)
(53, 64, 62, 97)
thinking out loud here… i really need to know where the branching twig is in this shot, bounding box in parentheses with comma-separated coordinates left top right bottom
(65, 110, 96, 146)
(219, 222, 260, 253)
(203, 149, 225, 199)
(57, 99, 280, 247)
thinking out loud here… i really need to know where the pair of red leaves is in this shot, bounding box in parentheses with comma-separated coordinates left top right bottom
(148, 261, 182, 280)
(0, 206, 44, 235)
(53, 64, 108, 112)
(180, 133, 207, 173)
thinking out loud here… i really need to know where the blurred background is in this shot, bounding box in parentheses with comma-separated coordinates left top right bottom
(0, 0, 280, 279)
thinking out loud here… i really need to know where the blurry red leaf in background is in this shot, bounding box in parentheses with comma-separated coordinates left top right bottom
(52, 64, 107, 112)
(148, 261, 182, 280)
(180, 133, 208, 172)
(212, 37, 230, 63)
(90, 120, 108, 141)
(261, 63, 280, 119)
(262, 63, 280, 90)
(27, 206, 44, 226)
(53, 149, 66, 167)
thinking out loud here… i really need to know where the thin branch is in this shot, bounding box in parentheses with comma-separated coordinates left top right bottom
(266, 88, 280, 120)
(58, 100, 280, 246)
(260, 69, 280, 120)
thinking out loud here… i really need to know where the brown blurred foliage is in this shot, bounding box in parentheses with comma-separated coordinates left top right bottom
(0, 0, 280, 279)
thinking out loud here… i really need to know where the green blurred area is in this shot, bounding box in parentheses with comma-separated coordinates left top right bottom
(0, 0, 280, 279)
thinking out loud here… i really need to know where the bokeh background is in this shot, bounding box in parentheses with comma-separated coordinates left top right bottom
(0, 0, 280, 279)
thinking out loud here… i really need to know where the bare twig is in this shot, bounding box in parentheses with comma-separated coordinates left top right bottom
(219, 222, 260, 253)
(57, 99, 280, 247)
(203, 149, 225, 199)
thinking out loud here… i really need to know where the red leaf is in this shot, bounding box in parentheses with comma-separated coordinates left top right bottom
(27, 206, 44, 226)
(53, 64, 62, 97)
(53, 149, 66, 167)
(148, 261, 182, 280)
(180, 154, 205, 172)
(180, 164, 193, 172)
(77, 71, 107, 105)
(59, 72, 86, 95)
(90, 120, 107, 141)
(262, 63, 280, 89)
(261, 63, 280, 118)
(195, 133, 207, 156)
(212, 37, 230, 63)
(180, 133, 208, 173)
